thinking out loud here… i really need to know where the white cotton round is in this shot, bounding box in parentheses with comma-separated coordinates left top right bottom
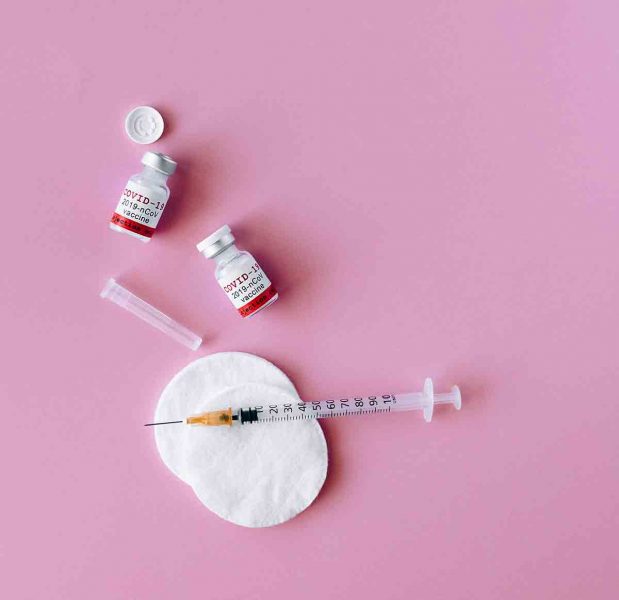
(155, 352, 301, 483)
(186, 384, 328, 527)
(154, 352, 328, 527)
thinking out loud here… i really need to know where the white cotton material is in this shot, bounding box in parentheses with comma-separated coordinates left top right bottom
(186, 384, 328, 527)
(154, 352, 328, 527)
(155, 352, 299, 483)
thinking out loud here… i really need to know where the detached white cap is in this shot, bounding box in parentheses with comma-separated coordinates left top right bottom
(125, 106, 164, 144)
(196, 225, 236, 258)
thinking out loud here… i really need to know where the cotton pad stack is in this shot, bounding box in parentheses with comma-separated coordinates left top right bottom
(154, 352, 328, 527)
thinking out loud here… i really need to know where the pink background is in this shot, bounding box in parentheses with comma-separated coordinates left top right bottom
(1, 2, 618, 598)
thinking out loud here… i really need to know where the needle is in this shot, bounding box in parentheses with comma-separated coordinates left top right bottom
(144, 420, 183, 426)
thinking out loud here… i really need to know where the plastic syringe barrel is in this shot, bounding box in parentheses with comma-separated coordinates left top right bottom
(233, 378, 461, 426)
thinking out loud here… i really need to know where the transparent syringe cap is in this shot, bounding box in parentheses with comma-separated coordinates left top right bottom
(100, 278, 202, 351)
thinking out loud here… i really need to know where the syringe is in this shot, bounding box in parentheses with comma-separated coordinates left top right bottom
(145, 378, 461, 427)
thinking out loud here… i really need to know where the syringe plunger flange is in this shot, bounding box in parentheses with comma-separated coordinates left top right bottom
(422, 378, 434, 422)
(418, 379, 462, 423)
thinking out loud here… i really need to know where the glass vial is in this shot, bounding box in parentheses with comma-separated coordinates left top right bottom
(110, 152, 177, 242)
(196, 225, 278, 318)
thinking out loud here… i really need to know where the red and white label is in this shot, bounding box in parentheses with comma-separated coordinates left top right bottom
(218, 262, 277, 318)
(110, 180, 168, 239)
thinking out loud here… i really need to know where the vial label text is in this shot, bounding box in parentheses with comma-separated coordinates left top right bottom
(218, 262, 277, 318)
(110, 180, 167, 239)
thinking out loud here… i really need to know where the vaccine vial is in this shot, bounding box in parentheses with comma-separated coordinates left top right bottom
(110, 152, 177, 242)
(196, 225, 278, 318)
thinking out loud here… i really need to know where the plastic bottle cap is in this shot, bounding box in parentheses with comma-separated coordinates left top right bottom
(125, 106, 164, 144)
(196, 225, 236, 258)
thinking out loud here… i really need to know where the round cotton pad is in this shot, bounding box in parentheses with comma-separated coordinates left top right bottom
(154, 352, 328, 527)
(185, 384, 328, 527)
(155, 352, 301, 483)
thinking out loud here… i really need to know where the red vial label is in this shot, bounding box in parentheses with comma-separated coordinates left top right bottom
(238, 285, 278, 318)
(218, 261, 277, 317)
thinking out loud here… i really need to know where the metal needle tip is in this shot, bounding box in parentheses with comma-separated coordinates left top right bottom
(144, 420, 184, 426)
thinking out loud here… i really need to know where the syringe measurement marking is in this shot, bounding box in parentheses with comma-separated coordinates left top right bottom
(248, 395, 396, 425)
(256, 406, 391, 424)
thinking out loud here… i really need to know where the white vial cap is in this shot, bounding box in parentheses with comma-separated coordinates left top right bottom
(125, 106, 164, 144)
(196, 225, 236, 258)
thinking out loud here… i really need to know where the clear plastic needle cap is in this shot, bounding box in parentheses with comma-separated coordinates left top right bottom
(100, 278, 202, 351)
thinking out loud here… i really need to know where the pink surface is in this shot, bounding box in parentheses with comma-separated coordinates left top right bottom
(1, 2, 618, 598)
